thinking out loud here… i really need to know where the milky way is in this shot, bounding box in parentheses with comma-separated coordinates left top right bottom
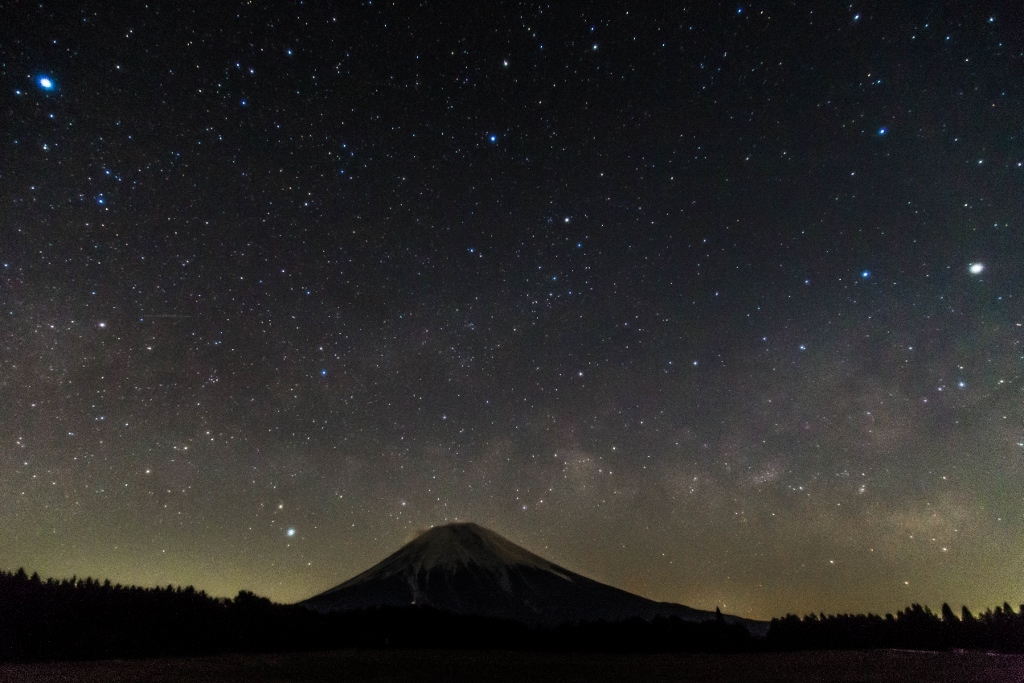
(2, 3, 1021, 619)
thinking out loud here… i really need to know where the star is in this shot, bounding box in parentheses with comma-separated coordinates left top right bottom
(968, 263, 984, 275)
(37, 75, 54, 90)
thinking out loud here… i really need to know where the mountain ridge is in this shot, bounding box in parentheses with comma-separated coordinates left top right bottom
(299, 522, 767, 635)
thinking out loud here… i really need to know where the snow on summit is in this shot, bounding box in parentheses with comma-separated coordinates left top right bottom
(369, 522, 574, 578)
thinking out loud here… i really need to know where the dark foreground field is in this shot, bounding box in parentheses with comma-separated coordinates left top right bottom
(2, 649, 1023, 683)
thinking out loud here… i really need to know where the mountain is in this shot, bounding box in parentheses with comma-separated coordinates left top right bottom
(299, 522, 766, 635)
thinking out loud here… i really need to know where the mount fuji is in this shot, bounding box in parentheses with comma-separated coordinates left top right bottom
(299, 522, 765, 634)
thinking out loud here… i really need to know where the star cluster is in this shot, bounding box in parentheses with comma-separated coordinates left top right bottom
(1, 3, 1021, 620)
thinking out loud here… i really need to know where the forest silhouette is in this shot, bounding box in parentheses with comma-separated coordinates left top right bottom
(2, 567, 1022, 661)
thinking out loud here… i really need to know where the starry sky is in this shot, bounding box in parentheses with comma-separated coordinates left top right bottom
(2, 2, 1022, 621)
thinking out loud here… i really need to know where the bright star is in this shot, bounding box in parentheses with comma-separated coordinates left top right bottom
(969, 263, 984, 274)
(878, 127, 887, 136)
(488, 134, 497, 143)
(38, 76, 54, 90)
(286, 528, 295, 537)
(861, 270, 871, 278)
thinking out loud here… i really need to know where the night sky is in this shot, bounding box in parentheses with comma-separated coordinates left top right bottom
(2, 2, 1022, 621)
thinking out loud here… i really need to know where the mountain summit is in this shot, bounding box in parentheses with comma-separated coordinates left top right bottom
(299, 522, 765, 633)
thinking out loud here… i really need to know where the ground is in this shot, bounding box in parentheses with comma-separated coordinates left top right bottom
(2, 649, 1023, 682)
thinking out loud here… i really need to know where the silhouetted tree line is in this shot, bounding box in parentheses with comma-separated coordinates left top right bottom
(0, 567, 753, 661)
(0, 567, 318, 660)
(766, 602, 1024, 652)
(6, 567, 1022, 661)
(545, 608, 756, 654)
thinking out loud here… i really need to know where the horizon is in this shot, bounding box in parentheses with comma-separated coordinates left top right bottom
(3, 518, 1019, 622)
(3, 3, 1021, 624)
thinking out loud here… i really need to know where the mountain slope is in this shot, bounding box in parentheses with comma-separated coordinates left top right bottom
(299, 522, 765, 634)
